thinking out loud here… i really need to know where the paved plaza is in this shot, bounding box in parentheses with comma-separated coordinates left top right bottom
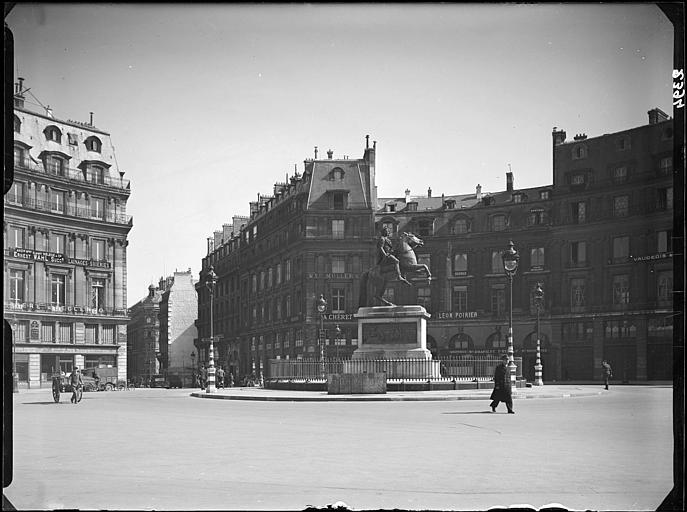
(3, 385, 674, 511)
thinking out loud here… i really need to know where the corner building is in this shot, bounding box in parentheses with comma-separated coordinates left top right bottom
(5, 81, 133, 387)
(196, 142, 377, 379)
(374, 108, 674, 382)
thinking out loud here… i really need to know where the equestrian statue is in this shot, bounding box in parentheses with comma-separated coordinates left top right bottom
(358, 227, 432, 307)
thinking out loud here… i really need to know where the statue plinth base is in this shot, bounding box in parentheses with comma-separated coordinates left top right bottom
(346, 305, 439, 379)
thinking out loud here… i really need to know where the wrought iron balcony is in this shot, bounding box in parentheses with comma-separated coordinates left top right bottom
(13, 155, 131, 191)
(4, 196, 132, 225)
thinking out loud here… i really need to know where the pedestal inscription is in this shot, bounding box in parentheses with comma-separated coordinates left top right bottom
(361, 323, 416, 345)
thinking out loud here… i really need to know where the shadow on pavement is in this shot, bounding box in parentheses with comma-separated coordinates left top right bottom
(442, 410, 494, 414)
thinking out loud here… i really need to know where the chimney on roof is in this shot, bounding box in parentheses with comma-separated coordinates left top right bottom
(648, 108, 669, 125)
(148, 284, 155, 298)
(373, 140, 376, 150)
(427, 187, 432, 198)
(506, 171, 514, 192)
(405, 188, 411, 203)
(366, 135, 369, 149)
(314, 146, 318, 159)
(552, 127, 567, 146)
(14, 78, 25, 108)
(89, 112, 94, 125)
(573, 133, 587, 141)
(327, 149, 333, 159)
(476, 184, 482, 201)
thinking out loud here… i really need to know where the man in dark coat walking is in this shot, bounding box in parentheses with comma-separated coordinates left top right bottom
(601, 360, 613, 390)
(490, 354, 514, 413)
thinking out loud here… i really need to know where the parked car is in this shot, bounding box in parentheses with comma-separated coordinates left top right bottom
(167, 375, 183, 388)
(81, 375, 99, 392)
(149, 374, 170, 388)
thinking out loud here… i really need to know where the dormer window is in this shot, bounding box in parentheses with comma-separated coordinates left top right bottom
(14, 115, 20, 133)
(540, 190, 550, 200)
(512, 193, 523, 203)
(85, 136, 102, 153)
(331, 191, 347, 210)
(89, 164, 105, 184)
(47, 155, 66, 176)
(386, 203, 396, 213)
(44, 125, 62, 143)
(444, 199, 456, 209)
(332, 167, 344, 180)
(407, 202, 418, 212)
(572, 144, 588, 160)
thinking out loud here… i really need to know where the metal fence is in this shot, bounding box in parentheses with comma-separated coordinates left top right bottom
(269, 356, 523, 382)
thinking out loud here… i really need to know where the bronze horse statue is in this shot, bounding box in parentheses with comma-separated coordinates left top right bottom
(359, 232, 432, 307)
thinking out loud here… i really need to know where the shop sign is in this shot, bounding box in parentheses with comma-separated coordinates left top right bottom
(9, 248, 65, 263)
(306, 273, 356, 279)
(322, 313, 354, 321)
(632, 252, 672, 263)
(433, 311, 478, 320)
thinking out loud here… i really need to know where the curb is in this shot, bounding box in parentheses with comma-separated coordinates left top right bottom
(189, 389, 605, 402)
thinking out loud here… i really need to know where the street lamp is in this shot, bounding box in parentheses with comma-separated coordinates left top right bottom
(205, 265, 218, 393)
(501, 240, 519, 389)
(317, 294, 327, 377)
(533, 283, 544, 386)
(334, 324, 342, 359)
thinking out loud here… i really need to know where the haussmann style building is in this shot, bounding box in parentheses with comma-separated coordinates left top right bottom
(5, 79, 133, 388)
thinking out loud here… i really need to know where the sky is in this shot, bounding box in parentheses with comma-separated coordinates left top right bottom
(6, 3, 675, 307)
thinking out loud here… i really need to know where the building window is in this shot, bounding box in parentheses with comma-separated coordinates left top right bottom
(89, 165, 105, 184)
(8, 182, 24, 204)
(612, 275, 630, 305)
(491, 214, 507, 231)
(571, 173, 586, 186)
(44, 126, 62, 143)
(85, 324, 99, 344)
(530, 247, 545, 269)
(9, 270, 25, 304)
(648, 317, 673, 338)
(572, 144, 587, 160)
(417, 287, 431, 311)
(90, 197, 105, 220)
(252, 274, 257, 293)
(276, 263, 282, 285)
(452, 286, 467, 312)
(613, 195, 629, 217)
(452, 218, 468, 234)
(407, 202, 418, 212)
(490, 251, 502, 274)
(41, 322, 56, 343)
(331, 255, 345, 274)
(571, 241, 587, 266)
(381, 221, 395, 235)
(12, 321, 29, 342)
(102, 326, 114, 344)
(612, 236, 630, 261)
(14, 115, 21, 133)
(47, 156, 65, 176)
(50, 274, 66, 305)
(285, 259, 291, 281)
(491, 287, 505, 316)
(91, 239, 106, 261)
(76, 238, 88, 259)
(570, 201, 586, 224)
(562, 321, 593, 341)
(51, 233, 66, 254)
(657, 271, 672, 301)
(604, 320, 636, 339)
(657, 187, 673, 211)
(453, 253, 468, 276)
(539, 191, 550, 200)
(657, 230, 672, 253)
(658, 156, 673, 175)
(512, 193, 522, 203)
(612, 166, 628, 184)
(50, 189, 65, 213)
(616, 135, 630, 151)
(331, 288, 345, 313)
(571, 278, 586, 308)
(528, 209, 548, 226)
(418, 219, 433, 237)
(14, 147, 27, 168)
(9, 226, 25, 248)
(488, 329, 507, 349)
(85, 136, 102, 152)
(91, 278, 105, 310)
(60, 323, 73, 344)
(332, 192, 345, 210)
(332, 219, 344, 239)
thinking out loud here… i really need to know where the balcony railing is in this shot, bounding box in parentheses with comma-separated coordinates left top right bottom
(4, 300, 128, 317)
(269, 356, 523, 382)
(4, 196, 132, 225)
(13, 156, 131, 190)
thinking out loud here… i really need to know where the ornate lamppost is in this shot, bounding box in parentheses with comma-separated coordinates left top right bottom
(334, 324, 342, 359)
(502, 240, 519, 388)
(317, 294, 327, 377)
(533, 283, 544, 386)
(205, 265, 218, 393)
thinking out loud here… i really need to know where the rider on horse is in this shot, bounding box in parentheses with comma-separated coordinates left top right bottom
(376, 227, 411, 286)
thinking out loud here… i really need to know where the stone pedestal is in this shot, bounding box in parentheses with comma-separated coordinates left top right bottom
(346, 305, 440, 379)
